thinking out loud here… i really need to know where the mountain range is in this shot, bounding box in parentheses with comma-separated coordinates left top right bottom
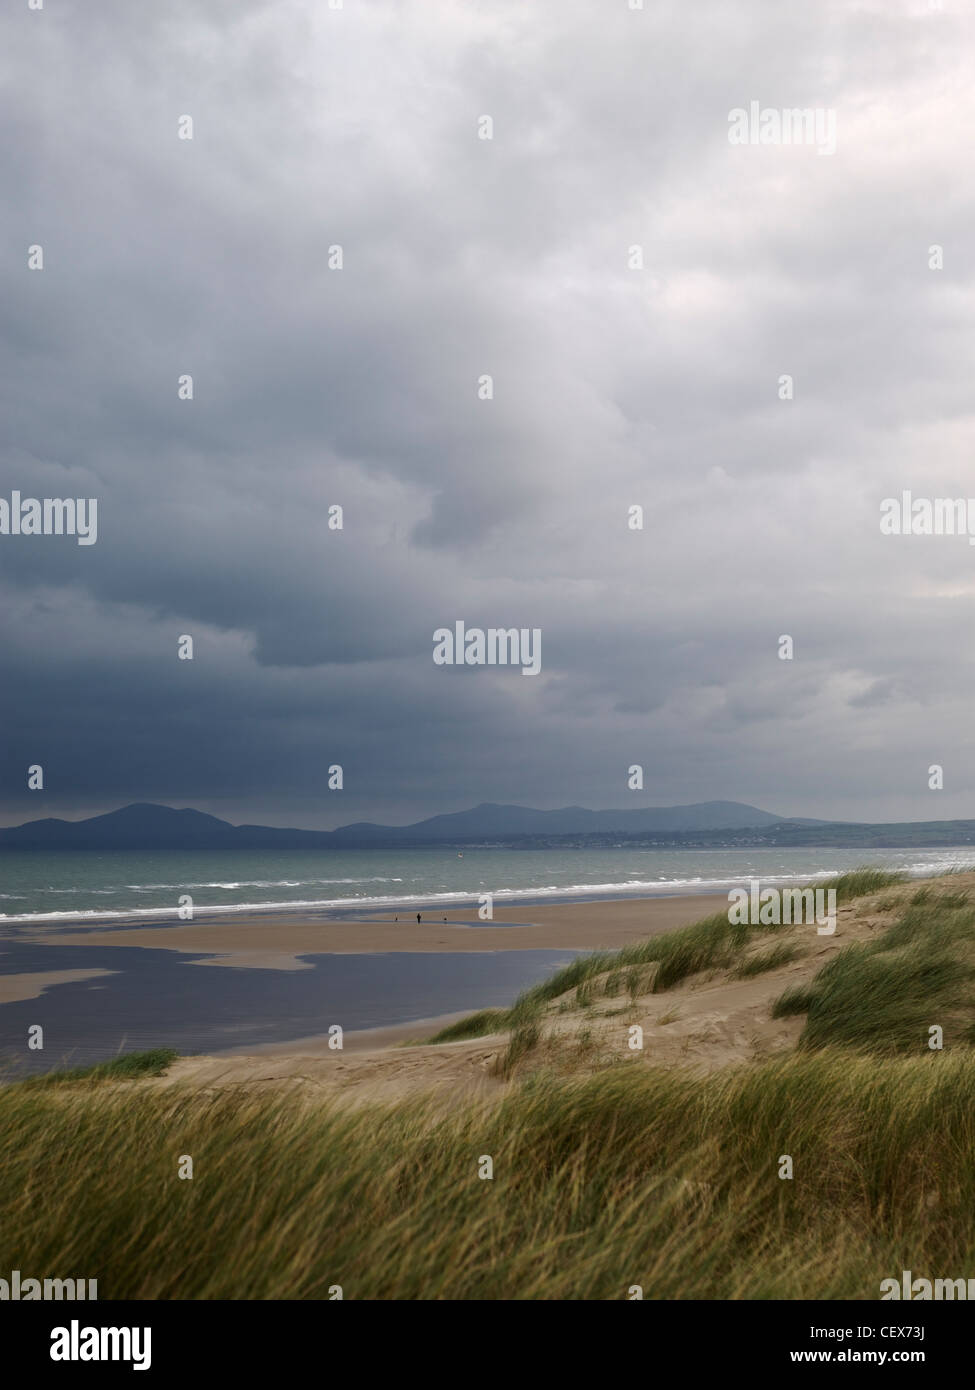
(0, 800, 820, 850)
(4, 800, 975, 850)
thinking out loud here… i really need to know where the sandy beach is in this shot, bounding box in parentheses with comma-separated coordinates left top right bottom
(23, 894, 724, 970)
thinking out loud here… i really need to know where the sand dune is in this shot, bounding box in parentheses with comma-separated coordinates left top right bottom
(144, 875, 937, 1102)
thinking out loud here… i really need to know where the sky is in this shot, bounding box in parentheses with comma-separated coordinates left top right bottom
(2, 0, 974, 830)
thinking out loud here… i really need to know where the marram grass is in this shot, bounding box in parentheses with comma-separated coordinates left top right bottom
(772, 884, 975, 1053)
(14, 1048, 180, 1089)
(1, 1048, 973, 1300)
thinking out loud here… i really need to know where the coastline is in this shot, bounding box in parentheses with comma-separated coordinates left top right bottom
(19, 893, 727, 970)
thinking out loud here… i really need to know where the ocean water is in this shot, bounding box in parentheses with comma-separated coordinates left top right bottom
(1, 844, 974, 923)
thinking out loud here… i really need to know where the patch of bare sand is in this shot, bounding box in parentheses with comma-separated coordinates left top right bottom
(191, 952, 314, 972)
(150, 1036, 507, 1109)
(0, 968, 117, 1005)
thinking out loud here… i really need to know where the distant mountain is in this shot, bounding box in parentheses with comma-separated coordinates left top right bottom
(0, 799, 813, 850)
(331, 800, 812, 841)
(0, 804, 245, 851)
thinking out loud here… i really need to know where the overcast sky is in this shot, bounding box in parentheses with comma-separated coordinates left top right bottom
(2, 0, 974, 830)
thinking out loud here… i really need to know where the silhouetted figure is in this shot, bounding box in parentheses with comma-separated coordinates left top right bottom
(417, 913, 422, 924)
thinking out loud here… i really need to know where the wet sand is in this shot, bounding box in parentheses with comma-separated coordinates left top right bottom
(0, 968, 117, 1005)
(25, 894, 723, 970)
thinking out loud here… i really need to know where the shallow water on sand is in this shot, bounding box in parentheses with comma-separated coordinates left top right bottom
(0, 941, 581, 1078)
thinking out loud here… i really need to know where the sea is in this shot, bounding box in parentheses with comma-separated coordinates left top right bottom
(3, 844, 973, 924)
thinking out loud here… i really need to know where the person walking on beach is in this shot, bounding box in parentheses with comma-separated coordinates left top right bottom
(417, 912, 422, 924)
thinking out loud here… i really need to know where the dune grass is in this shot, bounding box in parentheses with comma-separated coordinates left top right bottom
(825, 867, 908, 901)
(733, 942, 802, 978)
(493, 1021, 542, 1080)
(1, 1048, 973, 1299)
(772, 884, 975, 1053)
(771, 983, 816, 1017)
(13, 1049, 179, 1089)
(421, 1010, 508, 1043)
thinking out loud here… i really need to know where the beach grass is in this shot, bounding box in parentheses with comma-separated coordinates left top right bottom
(771, 883, 975, 1053)
(1, 1047, 972, 1299)
(420, 1009, 508, 1043)
(13, 1049, 180, 1089)
(733, 942, 802, 977)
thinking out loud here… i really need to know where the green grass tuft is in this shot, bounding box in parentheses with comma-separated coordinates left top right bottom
(13, 1049, 179, 1089)
(734, 943, 801, 978)
(493, 1021, 542, 1080)
(771, 984, 816, 1018)
(829, 868, 906, 900)
(772, 890, 975, 1052)
(425, 1011, 508, 1044)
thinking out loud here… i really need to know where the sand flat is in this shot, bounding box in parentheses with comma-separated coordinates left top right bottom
(0, 968, 117, 1005)
(23, 894, 724, 969)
